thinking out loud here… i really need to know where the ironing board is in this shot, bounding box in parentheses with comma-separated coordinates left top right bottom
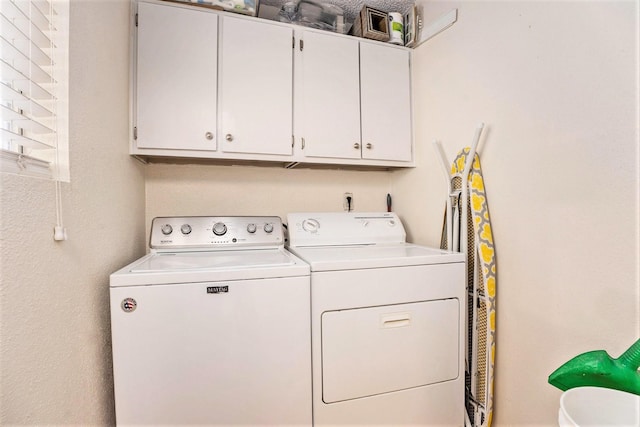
(436, 126, 496, 427)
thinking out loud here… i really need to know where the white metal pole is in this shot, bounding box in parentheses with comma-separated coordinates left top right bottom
(461, 123, 484, 427)
(433, 140, 454, 249)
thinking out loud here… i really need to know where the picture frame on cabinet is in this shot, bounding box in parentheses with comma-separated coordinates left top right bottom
(350, 6, 390, 42)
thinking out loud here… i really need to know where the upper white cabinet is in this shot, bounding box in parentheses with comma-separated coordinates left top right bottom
(132, 0, 414, 168)
(135, 2, 218, 151)
(299, 31, 361, 159)
(360, 42, 412, 162)
(297, 34, 413, 164)
(219, 17, 294, 156)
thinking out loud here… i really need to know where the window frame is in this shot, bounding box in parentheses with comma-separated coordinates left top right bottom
(1, 0, 70, 182)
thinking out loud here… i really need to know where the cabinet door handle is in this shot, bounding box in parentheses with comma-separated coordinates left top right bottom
(205, 132, 214, 140)
(366, 143, 373, 149)
(353, 143, 360, 149)
(225, 134, 234, 142)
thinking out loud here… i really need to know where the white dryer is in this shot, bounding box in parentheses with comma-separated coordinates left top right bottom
(286, 212, 466, 427)
(110, 216, 311, 426)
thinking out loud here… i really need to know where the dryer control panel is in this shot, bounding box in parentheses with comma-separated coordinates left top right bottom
(150, 216, 284, 250)
(287, 212, 406, 247)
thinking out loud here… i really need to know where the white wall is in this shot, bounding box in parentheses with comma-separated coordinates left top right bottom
(0, 0, 145, 424)
(394, 1, 639, 425)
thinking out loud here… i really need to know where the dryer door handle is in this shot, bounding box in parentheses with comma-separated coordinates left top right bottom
(380, 313, 411, 329)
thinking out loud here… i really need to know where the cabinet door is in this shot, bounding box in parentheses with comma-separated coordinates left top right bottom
(220, 17, 293, 156)
(360, 43, 412, 162)
(300, 31, 361, 159)
(136, 2, 217, 150)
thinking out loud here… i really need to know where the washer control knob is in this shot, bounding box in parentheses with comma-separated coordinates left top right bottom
(263, 223, 274, 234)
(161, 224, 173, 235)
(181, 224, 192, 235)
(212, 222, 227, 236)
(301, 218, 320, 233)
(247, 223, 257, 234)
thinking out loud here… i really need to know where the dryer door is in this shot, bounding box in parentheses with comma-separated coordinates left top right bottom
(321, 299, 459, 403)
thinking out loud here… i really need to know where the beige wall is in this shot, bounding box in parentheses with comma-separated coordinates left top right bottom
(145, 163, 393, 230)
(0, 0, 145, 425)
(1, 0, 638, 425)
(394, 1, 639, 425)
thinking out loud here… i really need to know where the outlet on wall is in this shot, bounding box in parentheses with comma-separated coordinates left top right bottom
(343, 192, 354, 211)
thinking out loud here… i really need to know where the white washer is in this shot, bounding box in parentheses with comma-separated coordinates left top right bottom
(110, 216, 311, 426)
(286, 212, 466, 427)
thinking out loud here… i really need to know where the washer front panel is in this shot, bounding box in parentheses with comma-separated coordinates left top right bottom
(110, 275, 311, 425)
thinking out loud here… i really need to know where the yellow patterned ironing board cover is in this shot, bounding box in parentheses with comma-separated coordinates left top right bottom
(442, 148, 496, 427)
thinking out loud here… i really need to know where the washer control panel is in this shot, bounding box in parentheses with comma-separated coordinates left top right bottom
(150, 216, 283, 250)
(287, 212, 406, 247)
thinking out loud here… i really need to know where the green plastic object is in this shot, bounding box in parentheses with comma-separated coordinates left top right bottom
(548, 338, 640, 396)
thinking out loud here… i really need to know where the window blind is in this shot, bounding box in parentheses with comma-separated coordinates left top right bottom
(1, 0, 68, 180)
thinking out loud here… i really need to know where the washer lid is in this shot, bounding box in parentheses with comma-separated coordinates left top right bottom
(131, 249, 296, 272)
(110, 248, 309, 287)
(287, 243, 464, 272)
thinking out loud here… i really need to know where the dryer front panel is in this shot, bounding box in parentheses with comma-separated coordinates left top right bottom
(321, 299, 459, 403)
(310, 262, 465, 426)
